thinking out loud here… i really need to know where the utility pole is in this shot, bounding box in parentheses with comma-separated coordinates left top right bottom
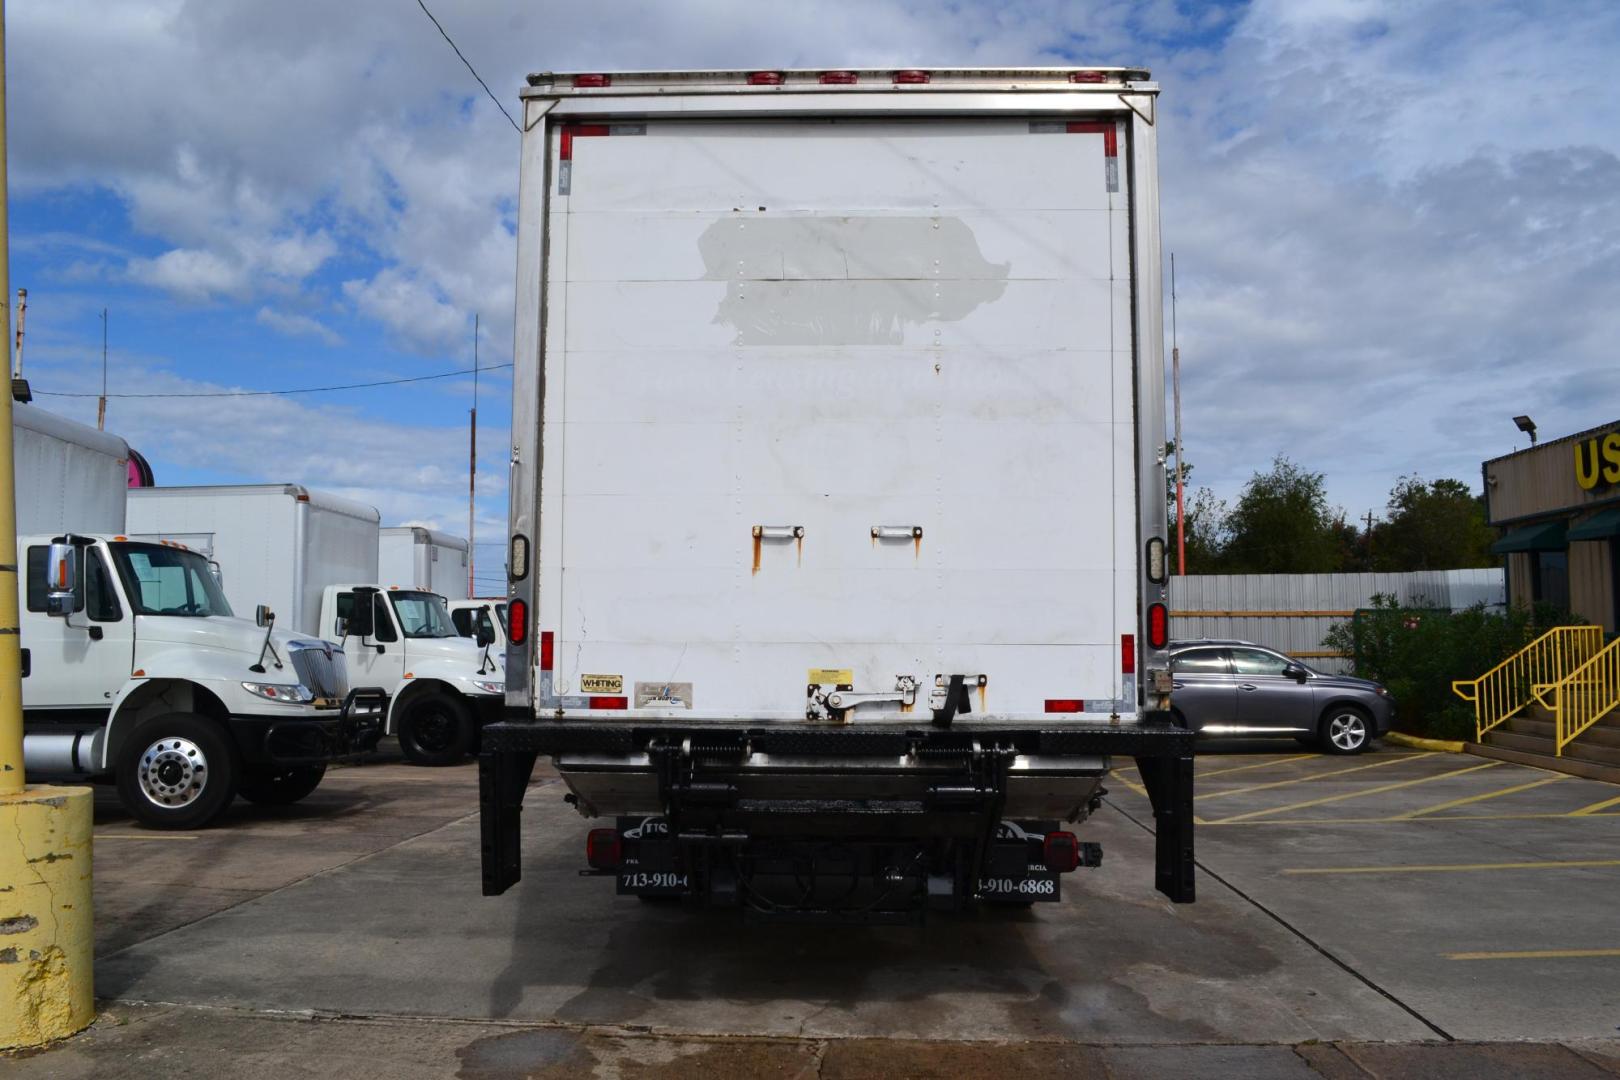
(0, 0, 97, 1048)
(97, 308, 107, 430)
(1170, 253, 1185, 575)
(468, 314, 477, 597)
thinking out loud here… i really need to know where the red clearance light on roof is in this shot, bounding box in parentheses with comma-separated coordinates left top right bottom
(1147, 603, 1169, 649)
(1069, 71, 1108, 83)
(586, 828, 621, 869)
(572, 74, 611, 88)
(1045, 699, 1084, 713)
(588, 696, 629, 710)
(747, 71, 784, 85)
(893, 69, 931, 84)
(819, 70, 858, 84)
(1121, 633, 1136, 675)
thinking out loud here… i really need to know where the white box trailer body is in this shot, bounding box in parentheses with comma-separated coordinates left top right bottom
(14, 403, 130, 535)
(485, 68, 1192, 914)
(127, 485, 380, 638)
(378, 526, 470, 600)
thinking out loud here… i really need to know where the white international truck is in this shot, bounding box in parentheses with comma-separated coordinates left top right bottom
(128, 486, 505, 765)
(378, 526, 470, 600)
(16, 408, 384, 828)
(449, 597, 507, 648)
(480, 67, 1195, 919)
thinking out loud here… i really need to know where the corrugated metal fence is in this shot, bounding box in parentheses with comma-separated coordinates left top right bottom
(1169, 570, 1506, 673)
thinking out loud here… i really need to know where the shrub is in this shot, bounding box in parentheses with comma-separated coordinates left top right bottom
(1321, 595, 1584, 741)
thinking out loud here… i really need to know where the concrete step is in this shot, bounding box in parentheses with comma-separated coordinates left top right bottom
(1467, 740, 1620, 785)
(1486, 730, 1620, 768)
(1504, 715, 1620, 749)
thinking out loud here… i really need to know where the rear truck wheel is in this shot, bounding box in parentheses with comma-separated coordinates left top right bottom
(397, 690, 474, 766)
(114, 713, 240, 829)
(237, 764, 326, 805)
(1319, 706, 1372, 755)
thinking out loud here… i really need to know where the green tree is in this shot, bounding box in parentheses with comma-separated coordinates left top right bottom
(1372, 476, 1495, 571)
(1221, 456, 1340, 573)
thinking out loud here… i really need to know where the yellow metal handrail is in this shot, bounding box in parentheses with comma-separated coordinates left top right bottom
(1451, 625, 1605, 741)
(1534, 638, 1620, 755)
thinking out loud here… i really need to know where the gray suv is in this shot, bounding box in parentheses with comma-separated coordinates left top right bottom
(1168, 640, 1395, 753)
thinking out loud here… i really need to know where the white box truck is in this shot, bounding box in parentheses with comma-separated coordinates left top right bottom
(481, 67, 1194, 918)
(379, 526, 470, 600)
(129, 485, 505, 765)
(17, 413, 384, 828)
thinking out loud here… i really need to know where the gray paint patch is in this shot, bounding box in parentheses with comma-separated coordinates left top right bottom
(0, 914, 40, 935)
(700, 216, 1009, 346)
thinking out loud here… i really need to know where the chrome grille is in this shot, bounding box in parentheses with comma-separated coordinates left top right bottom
(288, 641, 351, 703)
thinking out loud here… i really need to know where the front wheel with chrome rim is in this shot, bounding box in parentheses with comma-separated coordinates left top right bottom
(1319, 706, 1372, 755)
(115, 713, 240, 828)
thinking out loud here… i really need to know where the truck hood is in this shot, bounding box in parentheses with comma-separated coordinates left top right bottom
(138, 615, 325, 665)
(405, 634, 504, 672)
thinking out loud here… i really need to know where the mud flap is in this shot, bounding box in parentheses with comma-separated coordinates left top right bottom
(480, 749, 537, 896)
(1135, 751, 1195, 902)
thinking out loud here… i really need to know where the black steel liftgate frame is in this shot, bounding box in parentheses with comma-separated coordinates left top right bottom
(479, 720, 1196, 904)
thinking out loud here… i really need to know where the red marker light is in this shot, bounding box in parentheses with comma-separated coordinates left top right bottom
(1121, 633, 1136, 675)
(572, 74, 611, 88)
(747, 71, 784, 85)
(819, 71, 858, 84)
(1045, 699, 1084, 713)
(1043, 831, 1081, 872)
(893, 70, 931, 84)
(1147, 603, 1169, 649)
(586, 828, 621, 869)
(1068, 71, 1108, 83)
(588, 696, 628, 710)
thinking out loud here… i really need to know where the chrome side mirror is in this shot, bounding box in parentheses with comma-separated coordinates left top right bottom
(44, 542, 77, 618)
(255, 604, 272, 629)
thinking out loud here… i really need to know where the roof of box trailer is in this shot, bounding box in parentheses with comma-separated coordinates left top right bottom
(524, 67, 1155, 95)
(382, 525, 468, 551)
(129, 483, 380, 525)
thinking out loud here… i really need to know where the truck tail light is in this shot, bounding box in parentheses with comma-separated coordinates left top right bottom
(747, 71, 783, 85)
(1044, 831, 1081, 872)
(588, 696, 628, 710)
(819, 71, 858, 84)
(893, 70, 931, 84)
(586, 828, 621, 869)
(572, 74, 611, 88)
(1147, 604, 1168, 649)
(1045, 699, 1084, 713)
(1146, 537, 1167, 583)
(1121, 633, 1136, 675)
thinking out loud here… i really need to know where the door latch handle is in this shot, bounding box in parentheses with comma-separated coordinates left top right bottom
(752, 525, 804, 540)
(871, 525, 923, 540)
(1172, 681, 1184, 690)
(1239, 683, 1258, 691)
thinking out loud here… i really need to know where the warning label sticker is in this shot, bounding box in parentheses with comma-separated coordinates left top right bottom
(579, 673, 623, 694)
(635, 682, 693, 709)
(809, 668, 853, 685)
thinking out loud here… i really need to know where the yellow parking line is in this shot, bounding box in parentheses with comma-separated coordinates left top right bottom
(1205, 761, 1502, 824)
(1112, 777, 1149, 797)
(1200, 810, 1620, 827)
(1571, 791, 1620, 816)
(1283, 858, 1620, 876)
(1198, 753, 1436, 802)
(1393, 774, 1569, 819)
(1195, 754, 1320, 780)
(1445, 948, 1620, 961)
(96, 833, 200, 841)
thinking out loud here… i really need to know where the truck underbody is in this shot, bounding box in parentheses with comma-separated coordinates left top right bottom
(480, 718, 1194, 922)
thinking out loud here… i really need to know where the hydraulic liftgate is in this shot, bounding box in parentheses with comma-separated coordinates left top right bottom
(479, 721, 1196, 905)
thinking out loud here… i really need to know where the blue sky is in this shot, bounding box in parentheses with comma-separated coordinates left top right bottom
(9, 0, 1620, 588)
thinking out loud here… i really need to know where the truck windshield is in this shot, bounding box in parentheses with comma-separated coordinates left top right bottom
(111, 542, 234, 618)
(388, 591, 457, 638)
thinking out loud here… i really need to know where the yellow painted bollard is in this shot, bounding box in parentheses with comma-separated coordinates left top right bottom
(0, 785, 93, 1049)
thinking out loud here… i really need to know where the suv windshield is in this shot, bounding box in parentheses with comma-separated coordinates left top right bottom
(389, 591, 457, 639)
(111, 542, 234, 618)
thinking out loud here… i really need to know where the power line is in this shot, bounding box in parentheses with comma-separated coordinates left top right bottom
(413, 0, 520, 134)
(34, 361, 512, 400)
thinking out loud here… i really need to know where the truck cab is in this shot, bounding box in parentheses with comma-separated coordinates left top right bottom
(448, 597, 508, 650)
(319, 584, 504, 765)
(21, 534, 385, 828)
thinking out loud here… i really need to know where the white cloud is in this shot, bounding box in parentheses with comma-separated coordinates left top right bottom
(255, 306, 343, 346)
